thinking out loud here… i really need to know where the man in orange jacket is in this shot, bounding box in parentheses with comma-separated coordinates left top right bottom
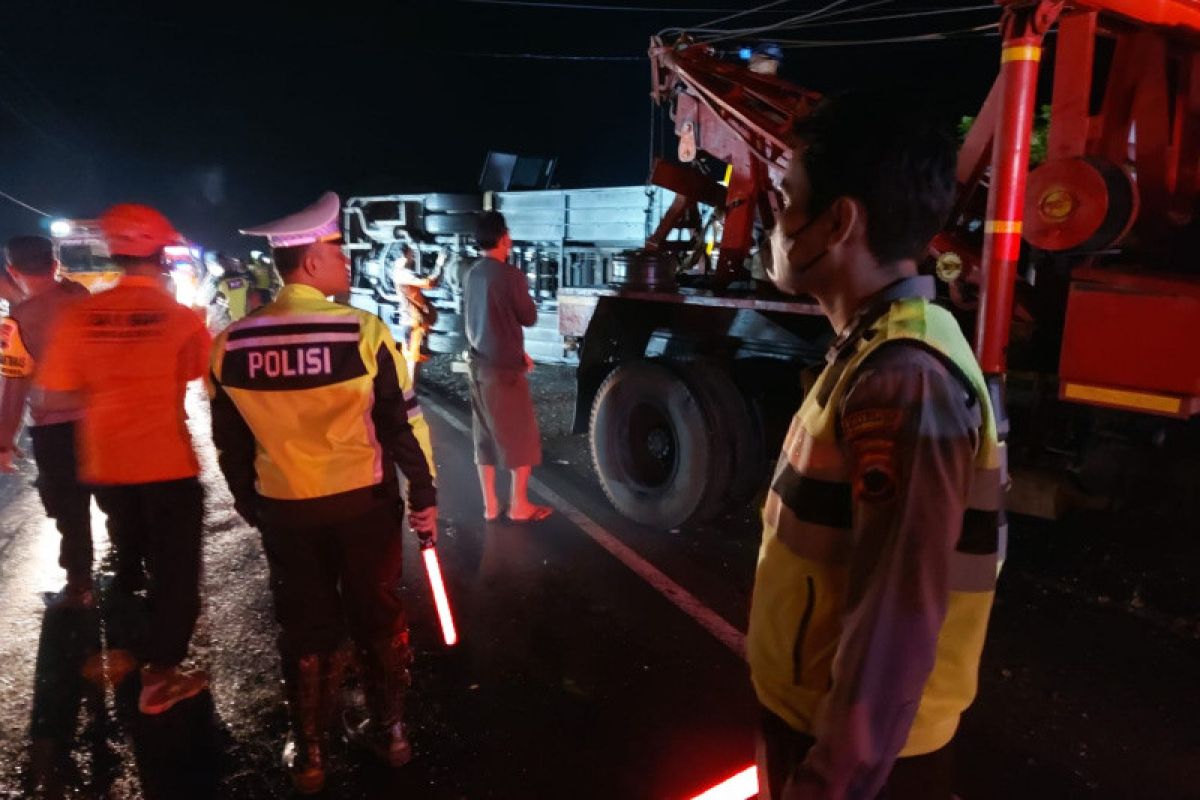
(37, 204, 212, 716)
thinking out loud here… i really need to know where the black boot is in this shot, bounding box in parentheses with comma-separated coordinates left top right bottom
(281, 654, 325, 794)
(346, 637, 413, 767)
(320, 645, 349, 738)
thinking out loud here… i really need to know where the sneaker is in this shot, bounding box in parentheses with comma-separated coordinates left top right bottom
(138, 666, 209, 715)
(82, 648, 139, 689)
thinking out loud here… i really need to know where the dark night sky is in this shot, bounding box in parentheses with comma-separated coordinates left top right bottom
(0, 0, 1006, 254)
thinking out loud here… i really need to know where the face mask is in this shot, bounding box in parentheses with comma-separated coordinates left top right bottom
(768, 212, 828, 284)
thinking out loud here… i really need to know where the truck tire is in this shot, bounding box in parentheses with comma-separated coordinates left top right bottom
(672, 361, 734, 523)
(422, 213, 479, 236)
(423, 193, 482, 213)
(589, 360, 721, 529)
(679, 361, 767, 517)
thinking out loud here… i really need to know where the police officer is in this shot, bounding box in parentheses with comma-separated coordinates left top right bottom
(247, 249, 281, 308)
(747, 93, 1005, 799)
(216, 253, 255, 323)
(208, 192, 438, 794)
(0, 236, 92, 606)
(36, 205, 212, 715)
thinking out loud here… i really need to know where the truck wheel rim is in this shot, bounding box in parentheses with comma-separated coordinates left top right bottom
(625, 402, 676, 489)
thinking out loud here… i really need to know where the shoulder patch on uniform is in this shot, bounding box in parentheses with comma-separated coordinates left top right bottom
(0, 317, 34, 378)
(843, 408, 903, 504)
(841, 408, 903, 441)
(854, 458, 897, 504)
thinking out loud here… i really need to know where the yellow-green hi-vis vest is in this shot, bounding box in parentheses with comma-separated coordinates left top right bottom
(747, 296, 1005, 757)
(210, 284, 436, 502)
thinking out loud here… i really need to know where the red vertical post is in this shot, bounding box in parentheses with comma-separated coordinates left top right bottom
(974, 7, 1052, 378)
(714, 157, 760, 288)
(1046, 11, 1097, 162)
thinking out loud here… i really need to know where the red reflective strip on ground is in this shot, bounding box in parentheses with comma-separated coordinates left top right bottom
(689, 765, 758, 800)
(422, 547, 458, 646)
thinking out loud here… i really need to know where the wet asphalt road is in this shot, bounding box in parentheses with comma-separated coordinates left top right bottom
(0, 388, 757, 800)
(0, 378, 1198, 799)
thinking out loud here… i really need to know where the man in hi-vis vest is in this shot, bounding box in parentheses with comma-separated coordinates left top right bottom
(208, 193, 437, 794)
(748, 93, 1005, 800)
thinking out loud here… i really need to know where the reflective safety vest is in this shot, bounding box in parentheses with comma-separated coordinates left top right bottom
(209, 284, 436, 506)
(747, 295, 1005, 757)
(219, 273, 252, 321)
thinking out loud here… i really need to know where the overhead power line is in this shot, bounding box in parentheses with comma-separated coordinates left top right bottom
(767, 22, 1001, 48)
(763, 0, 895, 29)
(456, 0, 812, 11)
(0, 93, 72, 152)
(694, 0, 862, 44)
(454, 50, 644, 61)
(0, 46, 80, 135)
(0, 188, 51, 218)
(797, 4, 997, 28)
(677, 0, 799, 31)
(0, 48, 89, 157)
(450, 5, 1002, 64)
(670, 0, 893, 41)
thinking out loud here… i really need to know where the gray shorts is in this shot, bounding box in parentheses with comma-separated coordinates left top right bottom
(468, 364, 542, 469)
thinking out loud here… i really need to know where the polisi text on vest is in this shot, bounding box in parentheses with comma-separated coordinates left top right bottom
(247, 346, 332, 379)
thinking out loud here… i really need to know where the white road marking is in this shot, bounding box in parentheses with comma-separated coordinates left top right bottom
(423, 396, 747, 659)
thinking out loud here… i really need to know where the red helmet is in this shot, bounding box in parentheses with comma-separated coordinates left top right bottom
(100, 203, 181, 257)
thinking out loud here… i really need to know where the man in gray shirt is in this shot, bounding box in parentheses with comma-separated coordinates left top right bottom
(463, 211, 551, 523)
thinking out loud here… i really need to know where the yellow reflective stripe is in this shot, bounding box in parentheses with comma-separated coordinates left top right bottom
(1001, 44, 1042, 63)
(984, 220, 1023, 234)
(1063, 382, 1183, 415)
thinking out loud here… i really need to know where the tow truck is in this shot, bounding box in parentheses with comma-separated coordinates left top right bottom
(559, 0, 1200, 528)
(344, 0, 1198, 530)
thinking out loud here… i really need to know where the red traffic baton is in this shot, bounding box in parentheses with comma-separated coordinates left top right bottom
(420, 541, 458, 647)
(689, 765, 757, 800)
